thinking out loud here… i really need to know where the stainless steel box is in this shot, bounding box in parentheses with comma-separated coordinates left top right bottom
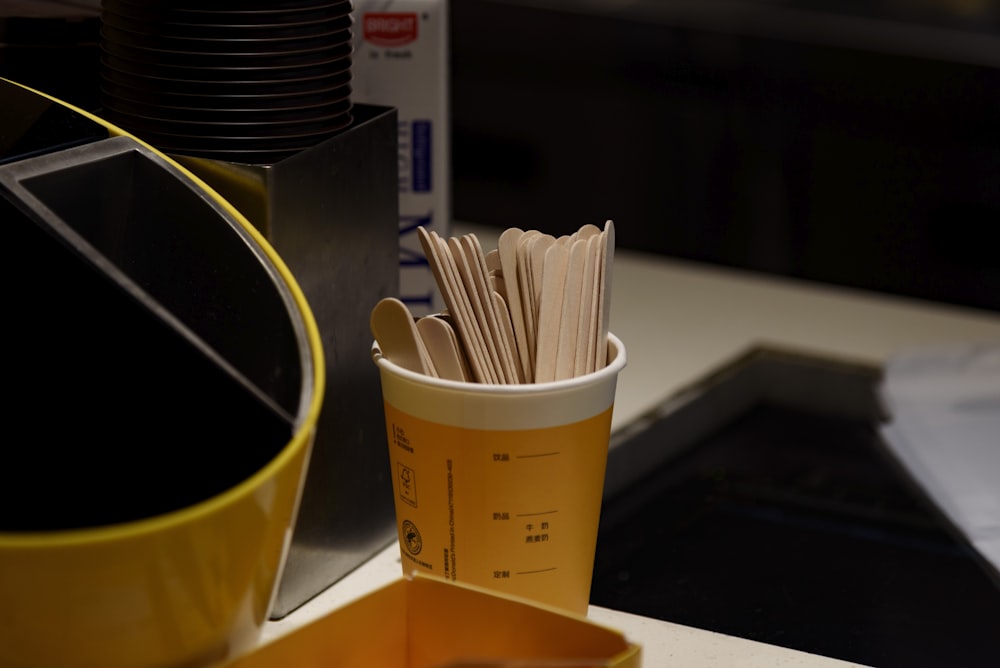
(176, 104, 400, 618)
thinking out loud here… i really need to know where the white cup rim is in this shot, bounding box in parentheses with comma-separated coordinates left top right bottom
(372, 332, 626, 394)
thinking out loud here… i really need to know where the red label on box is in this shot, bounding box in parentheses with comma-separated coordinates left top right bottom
(363, 12, 419, 47)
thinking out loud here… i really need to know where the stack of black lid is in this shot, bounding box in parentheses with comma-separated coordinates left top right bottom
(99, 0, 354, 164)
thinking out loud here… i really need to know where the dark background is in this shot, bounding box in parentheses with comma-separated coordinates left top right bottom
(3, 0, 999, 311)
(448, 1, 1000, 313)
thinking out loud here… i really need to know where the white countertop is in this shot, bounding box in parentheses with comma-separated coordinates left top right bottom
(261, 222, 1000, 667)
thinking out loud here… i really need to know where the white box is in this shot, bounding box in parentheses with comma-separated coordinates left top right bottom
(352, 0, 450, 317)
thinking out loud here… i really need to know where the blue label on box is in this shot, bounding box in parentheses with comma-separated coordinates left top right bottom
(412, 120, 432, 192)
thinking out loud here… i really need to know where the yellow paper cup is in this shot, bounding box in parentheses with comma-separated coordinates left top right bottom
(372, 333, 626, 616)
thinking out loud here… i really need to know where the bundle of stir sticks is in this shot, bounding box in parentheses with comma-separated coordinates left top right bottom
(371, 221, 615, 384)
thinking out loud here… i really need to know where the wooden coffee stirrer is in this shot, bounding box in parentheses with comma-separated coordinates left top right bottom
(460, 234, 520, 383)
(533, 240, 569, 383)
(417, 226, 491, 383)
(467, 234, 522, 383)
(498, 227, 533, 383)
(437, 233, 498, 383)
(525, 232, 554, 370)
(514, 229, 541, 380)
(446, 236, 505, 383)
(572, 223, 602, 242)
(485, 248, 501, 273)
(554, 237, 589, 380)
(492, 292, 524, 383)
(595, 220, 615, 370)
(411, 221, 615, 383)
(579, 232, 602, 376)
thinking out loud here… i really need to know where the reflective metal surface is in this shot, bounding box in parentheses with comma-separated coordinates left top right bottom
(178, 104, 401, 617)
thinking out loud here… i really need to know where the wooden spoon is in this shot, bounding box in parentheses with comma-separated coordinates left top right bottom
(370, 297, 436, 377)
(416, 316, 469, 381)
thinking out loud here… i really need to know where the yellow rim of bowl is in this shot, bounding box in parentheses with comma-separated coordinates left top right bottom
(0, 78, 326, 548)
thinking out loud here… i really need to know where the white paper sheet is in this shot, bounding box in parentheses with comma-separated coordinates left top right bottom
(878, 343, 1000, 577)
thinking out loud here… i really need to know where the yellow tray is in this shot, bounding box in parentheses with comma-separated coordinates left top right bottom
(220, 572, 641, 668)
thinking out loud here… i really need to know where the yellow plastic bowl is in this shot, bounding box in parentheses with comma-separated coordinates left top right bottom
(0, 80, 325, 668)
